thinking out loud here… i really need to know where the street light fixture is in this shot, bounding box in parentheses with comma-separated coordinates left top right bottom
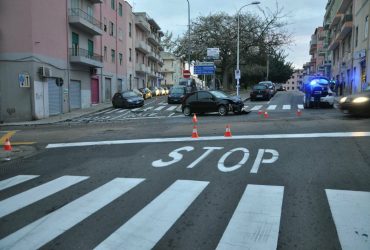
(186, 0, 190, 70)
(236, 1, 260, 97)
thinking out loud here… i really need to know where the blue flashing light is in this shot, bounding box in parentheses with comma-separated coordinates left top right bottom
(310, 79, 318, 85)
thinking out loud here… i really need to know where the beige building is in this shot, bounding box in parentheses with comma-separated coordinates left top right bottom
(309, 27, 326, 75)
(160, 52, 184, 87)
(284, 69, 304, 91)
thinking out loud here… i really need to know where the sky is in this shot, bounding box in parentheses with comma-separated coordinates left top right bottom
(126, 0, 328, 69)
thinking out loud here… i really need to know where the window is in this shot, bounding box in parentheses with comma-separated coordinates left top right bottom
(109, 21, 114, 36)
(119, 53, 122, 65)
(118, 28, 123, 40)
(103, 18, 107, 32)
(104, 46, 107, 61)
(119, 3, 122, 16)
(111, 0, 115, 10)
(292, 87, 295, 90)
(111, 49, 115, 63)
(198, 92, 213, 100)
(365, 16, 369, 39)
(88, 40, 94, 58)
(129, 48, 132, 62)
(136, 52, 139, 62)
(355, 26, 359, 47)
(129, 23, 132, 37)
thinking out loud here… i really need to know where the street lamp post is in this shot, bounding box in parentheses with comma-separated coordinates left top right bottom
(186, 0, 191, 70)
(236, 1, 260, 97)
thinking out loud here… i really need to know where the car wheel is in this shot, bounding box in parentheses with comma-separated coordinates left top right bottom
(218, 105, 228, 116)
(112, 102, 118, 109)
(183, 106, 191, 116)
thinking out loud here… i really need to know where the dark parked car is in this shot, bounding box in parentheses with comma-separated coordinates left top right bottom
(139, 87, 152, 99)
(258, 81, 276, 96)
(250, 84, 271, 101)
(338, 86, 370, 116)
(112, 91, 144, 108)
(168, 86, 187, 104)
(182, 90, 244, 116)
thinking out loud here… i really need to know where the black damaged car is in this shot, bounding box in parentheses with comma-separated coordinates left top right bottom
(182, 90, 244, 116)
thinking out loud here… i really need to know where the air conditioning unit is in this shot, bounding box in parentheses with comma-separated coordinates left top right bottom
(39, 66, 52, 78)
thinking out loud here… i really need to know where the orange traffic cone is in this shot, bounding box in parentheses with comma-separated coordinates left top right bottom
(3, 138, 12, 151)
(296, 109, 302, 116)
(224, 124, 232, 137)
(264, 111, 269, 118)
(258, 109, 263, 115)
(191, 125, 199, 138)
(192, 113, 198, 123)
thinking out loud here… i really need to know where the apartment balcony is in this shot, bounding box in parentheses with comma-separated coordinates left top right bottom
(161, 67, 175, 73)
(337, 14, 353, 40)
(318, 49, 326, 56)
(68, 8, 103, 36)
(136, 41, 150, 54)
(88, 0, 103, 3)
(310, 38, 318, 54)
(329, 13, 343, 29)
(69, 48, 103, 68)
(135, 15, 150, 33)
(135, 63, 147, 74)
(338, 0, 352, 14)
(148, 33, 161, 46)
(328, 32, 340, 51)
(148, 51, 157, 60)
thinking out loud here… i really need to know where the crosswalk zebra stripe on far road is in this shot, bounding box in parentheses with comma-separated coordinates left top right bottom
(326, 189, 370, 250)
(298, 104, 304, 109)
(166, 105, 177, 111)
(0, 175, 39, 191)
(0, 176, 89, 218)
(0, 178, 145, 250)
(216, 184, 284, 250)
(267, 105, 277, 110)
(282, 105, 291, 110)
(154, 105, 166, 111)
(95, 180, 209, 250)
(250, 105, 263, 111)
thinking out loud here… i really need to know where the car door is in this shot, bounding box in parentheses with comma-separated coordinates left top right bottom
(197, 91, 216, 112)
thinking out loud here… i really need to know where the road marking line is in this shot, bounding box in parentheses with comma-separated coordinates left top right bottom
(111, 111, 131, 120)
(0, 175, 39, 191)
(168, 113, 175, 117)
(46, 132, 370, 149)
(166, 106, 177, 111)
(282, 105, 291, 110)
(131, 108, 141, 112)
(154, 106, 166, 111)
(298, 104, 304, 109)
(326, 189, 370, 250)
(251, 105, 263, 111)
(0, 178, 144, 250)
(117, 109, 127, 113)
(95, 180, 208, 250)
(104, 109, 117, 114)
(217, 184, 284, 250)
(0, 176, 88, 218)
(267, 105, 277, 110)
(0, 131, 16, 144)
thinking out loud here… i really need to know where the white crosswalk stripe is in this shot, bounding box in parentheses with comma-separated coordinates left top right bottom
(298, 104, 304, 109)
(95, 180, 209, 250)
(251, 105, 263, 111)
(154, 105, 166, 111)
(166, 105, 177, 111)
(0, 176, 88, 218)
(282, 105, 291, 110)
(267, 105, 277, 110)
(217, 185, 284, 250)
(0, 178, 144, 250)
(0, 175, 39, 191)
(326, 189, 370, 250)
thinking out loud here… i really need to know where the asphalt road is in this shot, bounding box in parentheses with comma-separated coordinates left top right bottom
(1, 91, 369, 250)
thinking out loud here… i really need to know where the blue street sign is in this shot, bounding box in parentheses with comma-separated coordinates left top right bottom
(194, 65, 215, 75)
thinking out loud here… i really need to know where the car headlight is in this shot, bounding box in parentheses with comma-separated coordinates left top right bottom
(339, 97, 347, 103)
(352, 97, 369, 103)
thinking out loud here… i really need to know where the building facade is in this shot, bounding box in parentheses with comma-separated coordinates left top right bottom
(0, 0, 164, 122)
(160, 52, 184, 87)
(309, 27, 326, 75)
(284, 69, 304, 91)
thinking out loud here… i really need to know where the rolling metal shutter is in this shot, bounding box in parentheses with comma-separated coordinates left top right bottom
(48, 79, 62, 115)
(70, 80, 81, 109)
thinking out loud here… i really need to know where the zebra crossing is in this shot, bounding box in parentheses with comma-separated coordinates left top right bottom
(247, 104, 304, 112)
(1, 174, 369, 249)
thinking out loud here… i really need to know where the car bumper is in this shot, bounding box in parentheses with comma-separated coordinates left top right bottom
(309, 95, 334, 105)
(230, 103, 244, 111)
(127, 101, 144, 108)
(168, 97, 183, 103)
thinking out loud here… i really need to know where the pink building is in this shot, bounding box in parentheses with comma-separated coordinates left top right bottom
(0, 0, 164, 122)
(309, 27, 325, 75)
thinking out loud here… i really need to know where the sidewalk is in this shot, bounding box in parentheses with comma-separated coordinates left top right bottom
(0, 103, 112, 127)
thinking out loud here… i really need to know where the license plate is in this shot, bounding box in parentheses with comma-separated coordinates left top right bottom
(257, 95, 262, 98)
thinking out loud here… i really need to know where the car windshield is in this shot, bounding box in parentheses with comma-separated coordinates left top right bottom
(310, 78, 329, 85)
(210, 91, 228, 98)
(122, 91, 137, 98)
(254, 85, 267, 90)
(259, 81, 272, 86)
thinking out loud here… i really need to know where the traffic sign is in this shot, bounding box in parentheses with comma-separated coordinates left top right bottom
(235, 70, 241, 80)
(194, 65, 215, 75)
(183, 70, 191, 78)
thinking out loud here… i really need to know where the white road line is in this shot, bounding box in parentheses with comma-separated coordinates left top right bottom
(95, 180, 208, 250)
(326, 189, 370, 250)
(282, 105, 291, 110)
(111, 111, 130, 120)
(298, 104, 304, 109)
(104, 109, 117, 114)
(168, 113, 175, 117)
(0, 175, 39, 191)
(46, 132, 370, 148)
(0, 178, 145, 250)
(154, 105, 166, 111)
(0, 176, 88, 218)
(117, 109, 127, 113)
(251, 105, 263, 111)
(142, 106, 154, 112)
(94, 109, 113, 115)
(217, 184, 284, 250)
(267, 105, 277, 110)
(166, 106, 177, 111)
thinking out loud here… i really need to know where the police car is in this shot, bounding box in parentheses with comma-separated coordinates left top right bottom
(301, 76, 335, 108)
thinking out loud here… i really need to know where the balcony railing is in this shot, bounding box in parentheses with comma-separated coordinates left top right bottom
(69, 48, 103, 62)
(69, 8, 102, 29)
